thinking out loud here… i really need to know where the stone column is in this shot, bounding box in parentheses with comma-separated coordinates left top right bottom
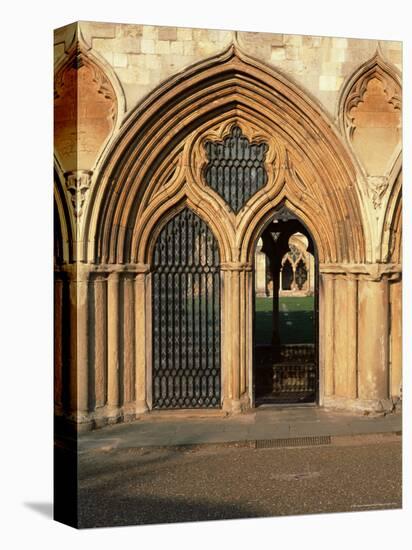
(231, 267, 241, 410)
(390, 277, 402, 399)
(77, 268, 89, 416)
(123, 275, 135, 409)
(134, 267, 150, 414)
(107, 271, 120, 412)
(346, 275, 358, 399)
(321, 273, 335, 397)
(67, 265, 89, 418)
(333, 275, 348, 397)
(54, 274, 64, 415)
(93, 275, 107, 408)
(358, 276, 389, 401)
(221, 262, 252, 412)
(255, 247, 267, 297)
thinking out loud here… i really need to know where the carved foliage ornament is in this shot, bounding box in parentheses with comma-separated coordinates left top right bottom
(64, 170, 93, 218)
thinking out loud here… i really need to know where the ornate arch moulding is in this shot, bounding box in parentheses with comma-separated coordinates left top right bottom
(134, 191, 234, 267)
(380, 162, 402, 264)
(88, 43, 367, 267)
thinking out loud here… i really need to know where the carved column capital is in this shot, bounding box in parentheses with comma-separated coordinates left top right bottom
(221, 261, 252, 272)
(64, 170, 93, 218)
(319, 262, 401, 281)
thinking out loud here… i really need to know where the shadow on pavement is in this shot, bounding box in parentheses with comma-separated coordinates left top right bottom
(24, 502, 53, 519)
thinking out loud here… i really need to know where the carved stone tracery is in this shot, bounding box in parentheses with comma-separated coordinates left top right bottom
(203, 124, 269, 213)
(340, 51, 401, 197)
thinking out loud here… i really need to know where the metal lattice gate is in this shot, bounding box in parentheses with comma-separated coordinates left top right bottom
(152, 208, 221, 409)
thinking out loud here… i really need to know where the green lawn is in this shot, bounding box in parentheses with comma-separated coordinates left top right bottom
(255, 296, 315, 345)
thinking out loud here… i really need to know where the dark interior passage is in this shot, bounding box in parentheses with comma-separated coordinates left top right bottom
(254, 206, 318, 405)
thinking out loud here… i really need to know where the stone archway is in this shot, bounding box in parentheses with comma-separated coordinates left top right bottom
(56, 41, 402, 427)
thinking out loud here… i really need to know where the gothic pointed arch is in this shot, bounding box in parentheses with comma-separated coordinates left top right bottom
(338, 50, 401, 179)
(54, 167, 73, 264)
(138, 192, 233, 266)
(381, 165, 402, 264)
(86, 43, 367, 266)
(54, 36, 121, 174)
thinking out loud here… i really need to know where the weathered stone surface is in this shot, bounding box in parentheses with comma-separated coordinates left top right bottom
(54, 22, 402, 429)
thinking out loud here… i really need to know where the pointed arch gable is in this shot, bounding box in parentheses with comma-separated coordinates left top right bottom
(135, 192, 233, 265)
(338, 50, 401, 179)
(54, 37, 124, 175)
(86, 44, 368, 265)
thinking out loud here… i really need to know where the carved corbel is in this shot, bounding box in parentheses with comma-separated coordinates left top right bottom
(368, 175, 389, 209)
(64, 170, 93, 218)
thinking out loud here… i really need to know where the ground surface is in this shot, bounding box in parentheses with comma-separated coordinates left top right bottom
(78, 437, 401, 529)
(255, 296, 314, 344)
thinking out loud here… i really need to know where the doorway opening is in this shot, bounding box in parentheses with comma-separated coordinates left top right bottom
(253, 207, 318, 405)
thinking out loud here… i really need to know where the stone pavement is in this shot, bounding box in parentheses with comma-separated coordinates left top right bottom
(78, 406, 402, 452)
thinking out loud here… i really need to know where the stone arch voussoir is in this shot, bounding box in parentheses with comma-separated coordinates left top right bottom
(88, 43, 367, 266)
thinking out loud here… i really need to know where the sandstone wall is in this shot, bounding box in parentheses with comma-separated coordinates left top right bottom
(54, 22, 401, 121)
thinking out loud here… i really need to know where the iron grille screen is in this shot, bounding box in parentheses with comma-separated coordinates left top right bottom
(204, 125, 268, 213)
(152, 208, 221, 409)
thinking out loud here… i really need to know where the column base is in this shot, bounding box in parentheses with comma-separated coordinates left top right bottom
(135, 400, 149, 415)
(323, 396, 399, 414)
(222, 394, 251, 414)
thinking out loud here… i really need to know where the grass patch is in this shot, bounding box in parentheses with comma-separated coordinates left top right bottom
(255, 296, 315, 345)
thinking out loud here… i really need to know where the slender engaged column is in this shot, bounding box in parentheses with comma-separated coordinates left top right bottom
(68, 270, 77, 414)
(358, 276, 389, 400)
(323, 274, 335, 397)
(77, 269, 89, 415)
(67, 266, 89, 417)
(239, 269, 246, 395)
(221, 269, 232, 407)
(221, 262, 252, 412)
(334, 275, 348, 397)
(346, 275, 358, 398)
(390, 279, 402, 398)
(107, 271, 120, 409)
(93, 275, 107, 408)
(231, 269, 241, 407)
(135, 271, 149, 413)
(54, 275, 64, 414)
(123, 275, 135, 405)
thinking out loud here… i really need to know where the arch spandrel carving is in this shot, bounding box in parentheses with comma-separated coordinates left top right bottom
(54, 44, 118, 173)
(87, 44, 368, 266)
(339, 51, 401, 181)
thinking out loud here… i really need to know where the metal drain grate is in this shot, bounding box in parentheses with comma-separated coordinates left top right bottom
(255, 435, 331, 449)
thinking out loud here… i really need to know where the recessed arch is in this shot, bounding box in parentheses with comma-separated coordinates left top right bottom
(54, 38, 123, 174)
(381, 164, 402, 264)
(86, 43, 367, 266)
(54, 167, 73, 264)
(338, 50, 401, 178)
(150, 206, 222, 409)
(135, 190, 234, 266)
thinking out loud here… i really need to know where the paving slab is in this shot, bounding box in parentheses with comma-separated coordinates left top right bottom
(77, 407, 402, 452)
